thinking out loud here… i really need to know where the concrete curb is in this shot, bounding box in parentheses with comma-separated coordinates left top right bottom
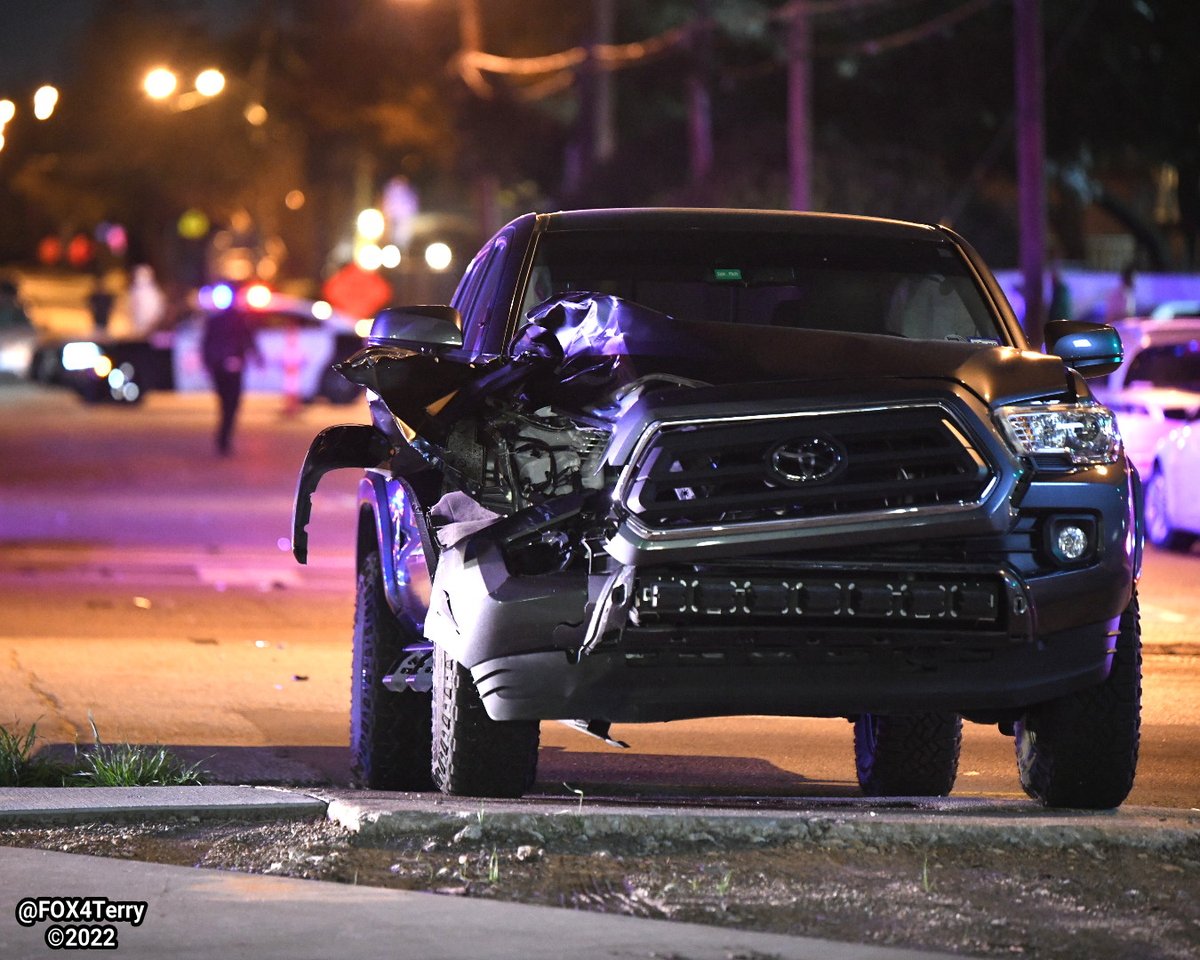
(319, 791, 1200, 853)
(3, 786, 1198, 856)
(0, 786, 326, 825)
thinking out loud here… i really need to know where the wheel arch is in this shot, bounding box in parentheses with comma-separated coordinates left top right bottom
(358, 470, 439, 627)
(1130, 460, 1145, 581)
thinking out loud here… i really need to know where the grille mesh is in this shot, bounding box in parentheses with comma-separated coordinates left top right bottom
(621, 406, 993, 530)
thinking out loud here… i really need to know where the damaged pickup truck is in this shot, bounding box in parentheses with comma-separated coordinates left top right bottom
(292, 208, 1142, 808)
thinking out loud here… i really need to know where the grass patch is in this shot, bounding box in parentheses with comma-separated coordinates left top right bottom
(0, 723, 72, 787)
(72, 743, 205, 787)
(0, 720, 206, 788)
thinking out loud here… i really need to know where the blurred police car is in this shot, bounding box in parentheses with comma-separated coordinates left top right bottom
(48, 283, 368, 405)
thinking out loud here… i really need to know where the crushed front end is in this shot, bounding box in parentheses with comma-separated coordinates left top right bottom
(398, 296, 1138, 725)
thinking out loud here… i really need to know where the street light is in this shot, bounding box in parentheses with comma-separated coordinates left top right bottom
(143, 67, 178, 100)
(243, 103, 268, 126)
(425, 242, 453, 271)
(356, 208, 386, 242)
(143, 66, 227, 110)
(32, 85, 58, 120)
(0, 98, 12, 153)
(194, 68, 226, 98)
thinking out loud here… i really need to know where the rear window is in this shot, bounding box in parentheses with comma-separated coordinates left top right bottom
(523, 229, 1003, 343)
(1125, 342, 1200, 390)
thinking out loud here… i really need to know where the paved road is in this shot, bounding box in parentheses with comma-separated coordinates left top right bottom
(1, 382, 1197, 807)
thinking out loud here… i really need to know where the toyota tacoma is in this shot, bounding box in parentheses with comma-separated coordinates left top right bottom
(292, 208, 1142, 808)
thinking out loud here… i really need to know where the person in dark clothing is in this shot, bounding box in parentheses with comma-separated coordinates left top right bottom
(87, 274, 115, 332)
(0, 278, 32, 329)
(1048, 265, 1073, 323)
(202, 308, 262, 456)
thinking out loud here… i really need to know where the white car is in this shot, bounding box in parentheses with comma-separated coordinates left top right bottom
(1145, 422, 1200, 551)
(0, 324, 37, 378)
(1093, 318, 1200, 476)
(172, 285, 368, 403)
(1149, 300, 1200, 321)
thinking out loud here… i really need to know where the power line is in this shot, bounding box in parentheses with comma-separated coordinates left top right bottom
(456, 1, 1003, 100)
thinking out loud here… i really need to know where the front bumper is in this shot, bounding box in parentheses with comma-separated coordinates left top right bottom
(421, 455, 1138, 723)
(473, 618, 1118, 722)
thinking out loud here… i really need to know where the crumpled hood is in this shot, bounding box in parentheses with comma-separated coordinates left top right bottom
(522, 292, 1070, 408)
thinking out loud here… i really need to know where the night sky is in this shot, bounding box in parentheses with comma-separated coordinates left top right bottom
(0, 0, 102, 89)
(0, 0, 254, 91)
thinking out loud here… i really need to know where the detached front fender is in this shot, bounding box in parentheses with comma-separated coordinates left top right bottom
(291, 424, 394, 564)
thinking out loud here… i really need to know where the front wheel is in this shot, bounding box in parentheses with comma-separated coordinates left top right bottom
(350, 550, 433, 790)
(1144, 468, 1195, 552)
(854, 712, 962, 797)
(431, 645, 539, 798)
(1014, 591, 1141, 809)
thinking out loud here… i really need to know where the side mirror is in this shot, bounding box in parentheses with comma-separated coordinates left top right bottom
(1044, 320, 1123, 379)
(369, 305, 463, 351)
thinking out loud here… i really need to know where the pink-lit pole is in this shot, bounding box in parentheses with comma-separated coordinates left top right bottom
(787, 1, 813, 211)
(1015, 0, 1046, 348)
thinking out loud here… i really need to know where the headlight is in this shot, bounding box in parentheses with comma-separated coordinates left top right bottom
(997, 402, 1122, 465)
(61, 341, 103, 372)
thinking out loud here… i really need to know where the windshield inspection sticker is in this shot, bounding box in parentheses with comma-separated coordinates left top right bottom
(15, 896, 147, 950)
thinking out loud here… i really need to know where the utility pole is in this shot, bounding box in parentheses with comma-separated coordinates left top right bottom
(688, 1, 715, 189)
(787, 1, 813, 211)
(458, 0, 482, 60)
(457, 0, 500, 236)
(593, 0, 616, 165)
(563, 0, 616, 200)
(1015, 0, 1046, 347)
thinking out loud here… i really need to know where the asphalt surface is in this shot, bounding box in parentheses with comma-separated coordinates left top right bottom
(3, 786, 1199, 959)
(0, 845, 947, 960)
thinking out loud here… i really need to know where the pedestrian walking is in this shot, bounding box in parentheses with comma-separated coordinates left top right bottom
(0, 278, 32, 329)
(127, 264, 166, 335)
(1048, 265, 1073, 323)
(280, 317, 303, 416)
(202, 306, 262, 456)
(1103, 264, 1136, 324)
(87, 272, 115, 333)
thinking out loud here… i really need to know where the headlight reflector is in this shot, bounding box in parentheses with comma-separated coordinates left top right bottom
(997, 403, 1122, 465)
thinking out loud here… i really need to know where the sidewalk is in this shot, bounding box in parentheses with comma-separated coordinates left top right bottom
(0, 843, 952, 960)
(3, 785, 1198, 960)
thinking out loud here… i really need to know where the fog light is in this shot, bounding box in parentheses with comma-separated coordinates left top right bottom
(1044, 515, 1097, 565)
(1056, 524, 1089, 561)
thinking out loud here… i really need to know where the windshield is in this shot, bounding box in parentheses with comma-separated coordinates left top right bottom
(521, 229, 1005, 343)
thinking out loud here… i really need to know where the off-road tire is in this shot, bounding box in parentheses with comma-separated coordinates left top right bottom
(1015, 591, 1141, 809)
(1144, 468, 1195, 552)
(350, 550, 433, 790)
(854, 712, 962, 797)
(431, 644, 539, 798)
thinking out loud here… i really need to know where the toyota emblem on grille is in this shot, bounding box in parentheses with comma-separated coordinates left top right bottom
(768, 437, 846, 484)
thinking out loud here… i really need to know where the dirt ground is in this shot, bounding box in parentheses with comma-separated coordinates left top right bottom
(4, 818, 1198, 959)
